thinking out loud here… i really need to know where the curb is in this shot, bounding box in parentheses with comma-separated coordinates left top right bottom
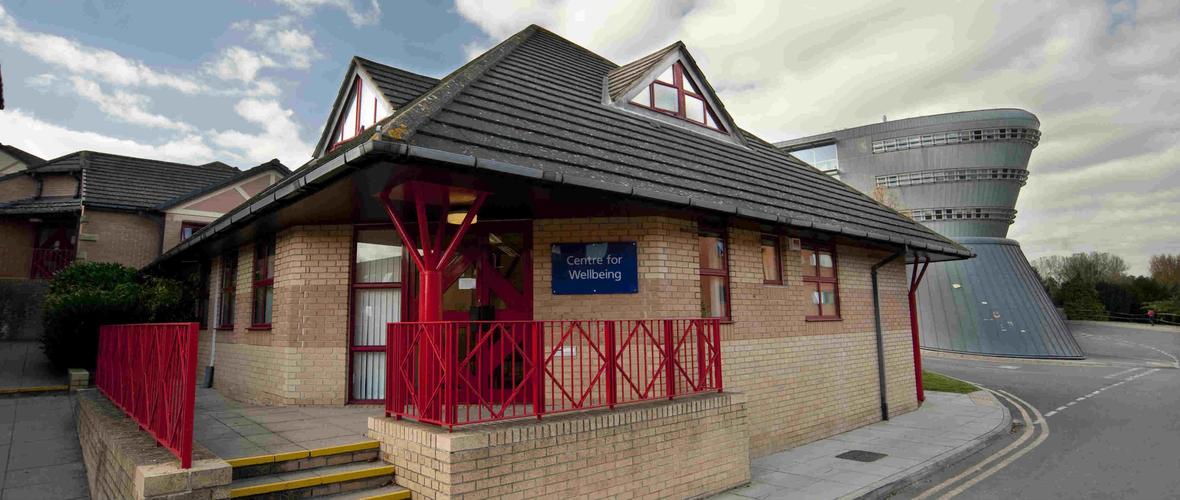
(851, 390, 1013, 500)
(0, 384, 70, 397)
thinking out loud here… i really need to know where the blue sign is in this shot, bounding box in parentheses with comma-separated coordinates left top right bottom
(551, 242, 638, 295)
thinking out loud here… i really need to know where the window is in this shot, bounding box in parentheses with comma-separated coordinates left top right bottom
(699, 230, 730, 320)
(251, 238, 275, 328)
(801, 242, 839, 320)
(329, 76, 392, 150)
(350, 228, 405, 401)
(760, 235, 782, 285)
(180, 222, 207, 241)
(630, 62, 725, 131)
(216, 253, 237, 329)
(788, 144, 838, 175)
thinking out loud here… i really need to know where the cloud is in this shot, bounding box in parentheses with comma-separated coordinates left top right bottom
(209, 99, 314, 167)
(0, 5, 204, 94)
(454, 0, 1180, 274)
(0, 108, 214, 164)
(233, 16, 323, 69)
(69, 77, 195, 132)
(207, 46, 281, 82)
(274, 0, 381, 26)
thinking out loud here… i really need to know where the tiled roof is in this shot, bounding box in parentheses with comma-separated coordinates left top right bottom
(156, 25, 971, 264)
(0, 196, 81, 215)
(79, 152, 240, 210)
(605, 42, 679, 101)
(0, 143, 45, 168)
(155, 159, 290, 209)
(354, 56, 439, 108)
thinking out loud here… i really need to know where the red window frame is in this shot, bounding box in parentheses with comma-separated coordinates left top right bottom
(250, 237, 275, 329)
(631, 62, 725, 132)
(347, 224, 410, 404)
(761, 234, 783, 285)
(216, 252, 237, 329)
(180, 221, 208, 242)
(699, 228, 732, 322)
(801, 241, 841, 321)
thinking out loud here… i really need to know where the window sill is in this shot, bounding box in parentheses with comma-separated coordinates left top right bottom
(214, 326, 235, 331)
(247, 325, 272, 331)
(805, 316, 842, 322)
(762, 281, 785, 286)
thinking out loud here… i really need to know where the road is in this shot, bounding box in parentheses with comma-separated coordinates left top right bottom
(896, 321, 1180, 499)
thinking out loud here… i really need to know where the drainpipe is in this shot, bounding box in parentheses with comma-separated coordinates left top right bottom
(871, 249, 903, 421)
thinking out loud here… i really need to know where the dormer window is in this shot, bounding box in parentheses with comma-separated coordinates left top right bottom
(629, 62, 724, 132)
(329, 76, 391, 150)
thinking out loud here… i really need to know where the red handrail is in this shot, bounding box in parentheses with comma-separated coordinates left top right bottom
(96, 322, 199, 468)
(30, 248, 75, 279)
(386, 318, 723, 428)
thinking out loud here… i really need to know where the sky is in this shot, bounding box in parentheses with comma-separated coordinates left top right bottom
(0, 0, 1176, 274)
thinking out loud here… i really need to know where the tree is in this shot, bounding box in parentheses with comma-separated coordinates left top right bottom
(1033, 252, 1127, 287)
(1150, 254, 1180, 287)
(1060, 278, 1107, 320)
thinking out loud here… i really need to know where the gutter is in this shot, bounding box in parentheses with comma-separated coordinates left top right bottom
(870, 249, 903, 421)
(150, 137, 972, 268)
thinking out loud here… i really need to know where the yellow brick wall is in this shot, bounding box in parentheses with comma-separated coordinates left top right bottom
(40, 174, 79, 198)
(369, 392, 749, 500)
(201, 225, 351, 405)
(533, 216, 917, 456)
(0, 219, 35, 278)
(76, 209, 161, 268)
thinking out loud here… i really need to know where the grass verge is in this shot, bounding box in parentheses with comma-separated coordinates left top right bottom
(922, 370, 978, 394)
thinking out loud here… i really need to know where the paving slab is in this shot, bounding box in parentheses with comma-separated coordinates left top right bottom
(717, 390, 1010, 499)
(0, 394, 87, 499)
(0, 341, 64, 390)
(194, 388, 382, 460)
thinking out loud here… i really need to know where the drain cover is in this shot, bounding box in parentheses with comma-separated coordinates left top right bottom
(836, 450, 887, 462)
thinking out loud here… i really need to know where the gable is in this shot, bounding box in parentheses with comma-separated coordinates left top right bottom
(605, 44, 743, 145)
(325, 73, 392, 152)
(172, 170, 279, 214)
(313, 59, 440, 158)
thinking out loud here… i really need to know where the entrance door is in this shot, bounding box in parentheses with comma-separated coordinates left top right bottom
(438, 221, 533, 403)
(30, 224, 77, 279)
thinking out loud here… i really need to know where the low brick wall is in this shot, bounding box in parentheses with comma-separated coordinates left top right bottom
(76, 390, 232, 500)
(368, 392, 750, 499)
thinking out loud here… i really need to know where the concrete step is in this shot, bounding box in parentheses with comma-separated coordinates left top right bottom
(227, 440, 381, 479)
(318, 484, 413, 500)
(228, 461, 396, 499)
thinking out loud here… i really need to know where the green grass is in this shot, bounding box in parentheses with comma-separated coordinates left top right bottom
(922, 370, 978, 394)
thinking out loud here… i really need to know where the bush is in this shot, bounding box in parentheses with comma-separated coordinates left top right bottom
(1060, 278, 1107, 321)
(41, 262, 186, 371)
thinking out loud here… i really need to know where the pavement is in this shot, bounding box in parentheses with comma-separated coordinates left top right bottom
(896, 320, 1180, 498)
(714, 390, 1010, 500)
(194, 388, 382, 460)
(0, 394, 89, 499)
(0, 341, 65, 391)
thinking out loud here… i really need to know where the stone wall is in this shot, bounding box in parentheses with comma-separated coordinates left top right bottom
(76, 209, 162, 268)
(369, 392, 749, 499)
(76, 390, 231, 500)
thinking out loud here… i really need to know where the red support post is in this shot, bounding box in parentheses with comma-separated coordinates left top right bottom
(909, 256, 930, 402)
(663, 319, 676, 400)
(604, 321, 617, 408)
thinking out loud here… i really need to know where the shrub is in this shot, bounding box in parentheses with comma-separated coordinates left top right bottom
(41, 262, 186, 371)
(1060, 278, 1107, 321)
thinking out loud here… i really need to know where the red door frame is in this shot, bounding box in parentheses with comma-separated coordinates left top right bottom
(345, 220, 534, 404)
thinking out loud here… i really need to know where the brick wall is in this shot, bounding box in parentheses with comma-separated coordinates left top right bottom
(40, 174, 79, 198)
(532, 217, 917, 456)
(76, 209, 162, 268)
(0, 174, 35, 202)
(76, 390, 231, 500)
(0, 219, 34, 278)
(369, 392, 749, 499)
(200, 225, 351, 405)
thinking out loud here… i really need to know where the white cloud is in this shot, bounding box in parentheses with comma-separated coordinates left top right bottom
(274, 0, 381, 26)
(454, 0, 1180, 274)
(69, 77, 195, 132)
(234, 16, 323, 69)
(207, 46, 280, 82)
(210, 99, 314, 167)
(25, 73, 59, 90)
(0, 108, 215, 163)
(0, 5, 204, 94)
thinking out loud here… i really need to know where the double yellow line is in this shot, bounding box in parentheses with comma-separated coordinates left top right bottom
(914, 386, 1049, 499)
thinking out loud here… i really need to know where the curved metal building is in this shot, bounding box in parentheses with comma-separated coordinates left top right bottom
(775, 109, 1083, 358)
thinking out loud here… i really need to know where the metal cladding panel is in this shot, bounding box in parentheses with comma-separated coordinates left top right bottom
(915, 238, 1084, 359)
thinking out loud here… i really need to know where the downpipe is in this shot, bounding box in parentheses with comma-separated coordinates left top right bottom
(871, 249, 903, 421)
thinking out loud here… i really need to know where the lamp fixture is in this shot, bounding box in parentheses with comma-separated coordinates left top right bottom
(447, 210, 477, 225)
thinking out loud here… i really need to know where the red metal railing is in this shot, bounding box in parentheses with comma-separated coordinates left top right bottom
(386, 318, 723, 428)
(96, 323, 199, 468)
(30, 247, 75, 279)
